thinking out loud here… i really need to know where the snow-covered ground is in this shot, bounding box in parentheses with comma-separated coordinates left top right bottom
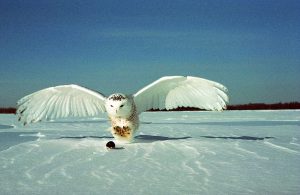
(0, 110, 299, 195)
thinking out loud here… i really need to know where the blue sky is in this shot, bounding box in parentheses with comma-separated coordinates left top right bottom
(1, 0, 300, 107)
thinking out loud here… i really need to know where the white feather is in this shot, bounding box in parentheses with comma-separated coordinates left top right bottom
(133, 76, 229, 113)
(17, 85, 106, 125)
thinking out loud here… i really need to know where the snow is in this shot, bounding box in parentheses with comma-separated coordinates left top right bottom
(0, 110, 299, 194)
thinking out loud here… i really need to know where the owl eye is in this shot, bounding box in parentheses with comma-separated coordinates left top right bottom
(110, 105, 113, 107)
(120, 104, 124, 108)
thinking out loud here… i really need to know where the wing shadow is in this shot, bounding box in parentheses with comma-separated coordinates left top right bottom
(59, 135, 113, 139)
(200, 135, 274, 141)
(58, 135, 273, 142)
(134, 135, 191, 143)
(145, 120, 300, 126)
(49, 120, 108, 124)
(0, 124, 14, 129)
(0, 132, 38, 151)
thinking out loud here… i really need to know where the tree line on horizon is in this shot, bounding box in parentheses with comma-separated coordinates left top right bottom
(1, 102, 300, 114)
(149, 102, 300, 111)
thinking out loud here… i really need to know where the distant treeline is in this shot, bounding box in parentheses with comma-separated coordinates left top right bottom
(148, 102, 300, 111)
(0, 107, 16, 114)
(1, 102, 300, 114)
(227, 102, 300, 110)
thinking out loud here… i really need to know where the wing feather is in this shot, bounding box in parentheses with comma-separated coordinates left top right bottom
(17, 85, 106, 125)
(133, 76, 229, 113)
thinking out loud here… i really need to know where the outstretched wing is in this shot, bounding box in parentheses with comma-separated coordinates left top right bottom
(133, 76, 229, 113)
(17, 85, 106, 125)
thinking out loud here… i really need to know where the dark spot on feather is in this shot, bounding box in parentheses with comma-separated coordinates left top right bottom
(20, 109, 26, 114)
(109, 94, 126, 101)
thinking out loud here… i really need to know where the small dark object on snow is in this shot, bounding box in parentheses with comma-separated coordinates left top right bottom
(106, 141, 115, 149)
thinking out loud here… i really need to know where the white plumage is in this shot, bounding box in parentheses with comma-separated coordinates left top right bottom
(17, 85, 106, 124)
(17, 76, 229, 142)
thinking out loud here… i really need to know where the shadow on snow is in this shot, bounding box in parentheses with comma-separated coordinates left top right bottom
(134, 135, 191, 143)
(0, 132, 38, 151)
(48, 120, 108, 124)
(0, 124, 14, 129)
(58, 135, 274, 142)
(146, 120, 300, 126)
(59, 135, 113, 139)
(59, 135, 192, 143)
(200, 135, 275, 141)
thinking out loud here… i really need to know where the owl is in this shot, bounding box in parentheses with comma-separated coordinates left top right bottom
(17, 76, 229, 142)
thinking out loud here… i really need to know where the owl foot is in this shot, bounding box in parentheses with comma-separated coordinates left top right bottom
(113, 126, 131, 137)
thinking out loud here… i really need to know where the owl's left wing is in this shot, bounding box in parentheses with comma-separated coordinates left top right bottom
(17, 85, 106, 125)
(133, 76, 229, 113)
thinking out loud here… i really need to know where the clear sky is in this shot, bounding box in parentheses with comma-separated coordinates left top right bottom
(1, 0, 300, 107)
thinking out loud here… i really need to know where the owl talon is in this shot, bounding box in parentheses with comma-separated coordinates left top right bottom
(112, 125, 132, 139)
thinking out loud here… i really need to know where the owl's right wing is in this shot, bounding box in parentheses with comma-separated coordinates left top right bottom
(17, 85, 106, 125)
(133, 76, 229, 113)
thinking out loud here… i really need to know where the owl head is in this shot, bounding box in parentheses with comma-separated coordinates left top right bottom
(105, 93, 133, 117)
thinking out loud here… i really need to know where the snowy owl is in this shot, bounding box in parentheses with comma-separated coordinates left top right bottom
(17, 76, 229, 142)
